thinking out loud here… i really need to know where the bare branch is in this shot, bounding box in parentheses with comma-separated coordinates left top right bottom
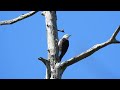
(60, 26, 120, 68)
(0, 11, 38, 25)
(38, 57, 49, 66)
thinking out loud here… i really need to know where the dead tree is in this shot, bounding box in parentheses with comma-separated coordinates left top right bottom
(0, 11, 120, 79)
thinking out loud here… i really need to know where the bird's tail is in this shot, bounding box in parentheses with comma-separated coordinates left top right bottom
(59, 52, 66, 61)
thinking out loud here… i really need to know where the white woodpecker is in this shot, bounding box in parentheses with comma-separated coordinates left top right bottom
(58, 34, 71, 61)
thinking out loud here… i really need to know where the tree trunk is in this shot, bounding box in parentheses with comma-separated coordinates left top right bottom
(42, 11, 63, 79)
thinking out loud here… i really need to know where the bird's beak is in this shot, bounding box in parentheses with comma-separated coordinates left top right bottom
(69, 35, 71, 37)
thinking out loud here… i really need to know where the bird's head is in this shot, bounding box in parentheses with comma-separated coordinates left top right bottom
(62, 34, 71, 40)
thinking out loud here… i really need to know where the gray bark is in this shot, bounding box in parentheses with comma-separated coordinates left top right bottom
(42, 11, 63, 79)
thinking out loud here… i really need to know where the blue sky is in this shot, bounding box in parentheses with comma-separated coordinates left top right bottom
(0, 11, 120, 79)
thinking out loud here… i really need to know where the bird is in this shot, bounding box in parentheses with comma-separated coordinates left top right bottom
(58, 34, 71, 61)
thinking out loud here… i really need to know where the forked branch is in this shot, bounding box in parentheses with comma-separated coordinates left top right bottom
(38, 57, 49, 66)
(0, 11, 38, 25)
(109, 25, 120, 43)
(60, 26, 120, 68)
(38, 57, 51, 79)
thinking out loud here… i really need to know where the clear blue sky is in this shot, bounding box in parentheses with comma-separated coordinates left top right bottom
(0, 11, 120, 79)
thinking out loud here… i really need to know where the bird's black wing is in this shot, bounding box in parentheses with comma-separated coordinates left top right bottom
(59, 39, 69, 61)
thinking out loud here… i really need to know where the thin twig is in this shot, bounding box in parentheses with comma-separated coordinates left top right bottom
(57, 29, 65, 33)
